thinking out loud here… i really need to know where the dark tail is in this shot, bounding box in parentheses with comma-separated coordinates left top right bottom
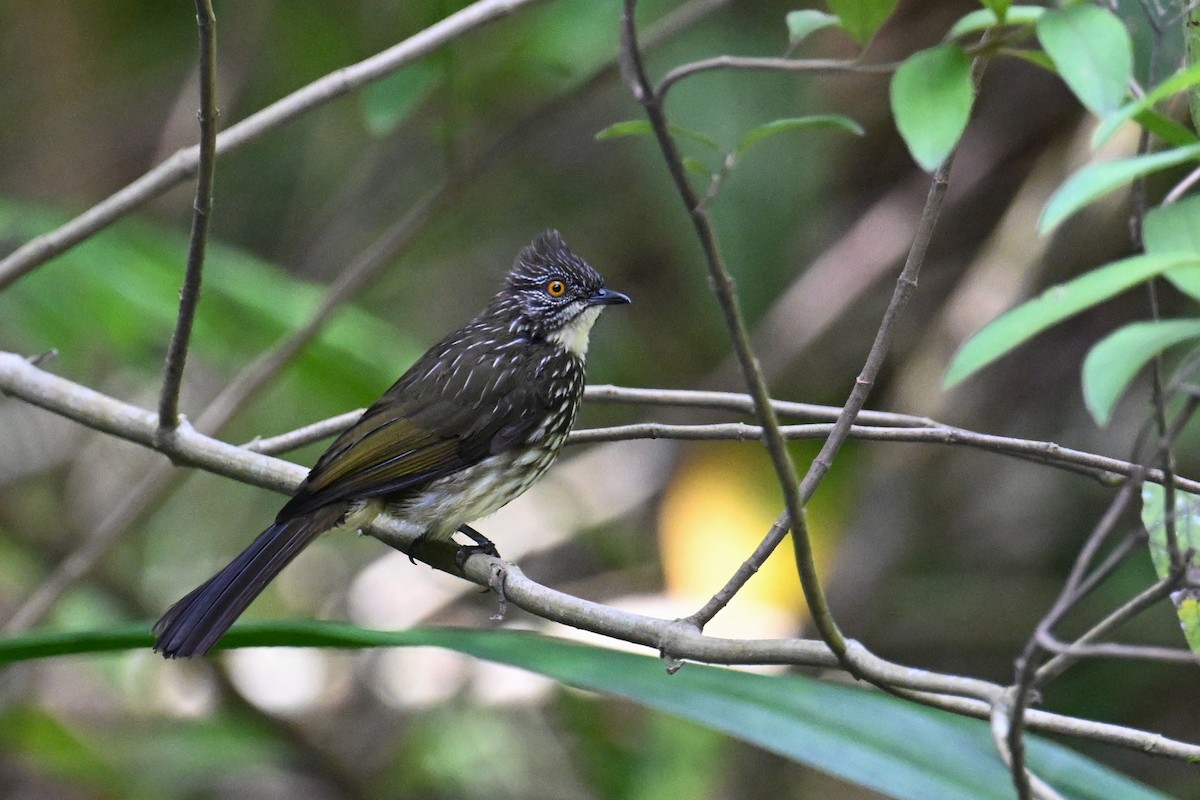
(153, 504, 346, 658)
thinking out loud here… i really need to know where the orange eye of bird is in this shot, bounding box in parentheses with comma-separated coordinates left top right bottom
(546, 279, 566, 297)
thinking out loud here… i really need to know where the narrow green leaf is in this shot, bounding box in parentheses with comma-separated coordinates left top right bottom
(1141, 485, 1200, 655)
(596, 120, 723, 152)
(1082, 320, 1200, 425)
(1131, 109, 1200, 148)
(736, 115, 864, 155)
(890, 44, 975, 172)
(786, 9, 840, 45)
(682, 156, 712, 177)
(1144, 195, 1200, 256)
(1036, 5, 1132, 116)
(1039, 143, 1200, 233)
(1001, 48, 1056, 73)
(945, 253, 1200, 387)
(0, 624, 1172, 800)
(946, 5, 1044, 40)
(826, 0, 898, 46)
(596, 119, 655, 141)
(1092, 62, 1200, 149)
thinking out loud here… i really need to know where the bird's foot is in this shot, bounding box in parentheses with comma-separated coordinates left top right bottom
(454, 524, 501, 570)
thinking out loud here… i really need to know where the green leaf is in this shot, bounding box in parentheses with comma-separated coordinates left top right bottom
(1141, 485, 1200, 655)
(1130, 109, 1200, 149)
(735, 115, 864, 155)
(359, 62, 439, 136)
(826, 0, 898, 46)
(1039, 143, 1200, 233)
(1164, 267, 1200, 302)
(786, 9, 840, 45)
(596, 119, 654, 141)
(681, 157, 713, 177)
(596, 120, 723, 152)
(1036, 5, 1132, 116)
(1082, 320, 1200, 425)
(979, 0, 1012, 19)
(946, 5, 1044, 40)
(1144, 194, 1200, 256)
(890, 44, 975, 172)
(0, 624, 1172, 800)
(1092, 61, 1200, 149)
(945, 253, 1200, 387)
(1001, 48, 1056, 73)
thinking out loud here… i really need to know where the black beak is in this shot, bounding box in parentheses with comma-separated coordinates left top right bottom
(589, 287, 631, 306)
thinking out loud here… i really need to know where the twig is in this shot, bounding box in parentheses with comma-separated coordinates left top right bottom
(1034, 571, 1185, 685)
(158, 0, 218, 430)
(683, 105, 960, 635)
(990, 696, 1068, 800)
(1034, 637, 1198, 663)
(0, 0, 544, 291)
(656, 55, 897, 99)
(583, 384, 936, 426)
(621, 0, 849, 662)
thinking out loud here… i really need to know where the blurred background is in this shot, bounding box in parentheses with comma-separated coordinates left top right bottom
(1, 0, 1198, 797)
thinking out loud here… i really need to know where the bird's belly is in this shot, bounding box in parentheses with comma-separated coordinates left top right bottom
(391, 441, 561, 541)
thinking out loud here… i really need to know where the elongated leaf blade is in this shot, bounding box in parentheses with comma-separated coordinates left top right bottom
(1082, 320, 1200, 425)
(1092, 61, 1200, 149)
(945, 254, 1200, 386)
(1036, 5, 1132, 116)
(0, 624, 1172, 800)
(1039, 144, 1200, 232)
(890, 44, 975, 171)
(946, 5, 1044, 40)
(736, 115, 863, 155)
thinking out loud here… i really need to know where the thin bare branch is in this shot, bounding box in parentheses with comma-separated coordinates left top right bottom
(621, 0, 849, 662)
(656, 55, 897, 99)
(158, 0, 219, 429)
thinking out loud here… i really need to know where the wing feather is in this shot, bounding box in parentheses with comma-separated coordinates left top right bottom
(276, 342, 564, 519)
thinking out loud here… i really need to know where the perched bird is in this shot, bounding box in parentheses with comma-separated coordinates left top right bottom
(153, 231, 629, 658)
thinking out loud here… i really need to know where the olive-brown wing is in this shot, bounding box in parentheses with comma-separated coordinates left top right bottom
(275, 358, 551, 520)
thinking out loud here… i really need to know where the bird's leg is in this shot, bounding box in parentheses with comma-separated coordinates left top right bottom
(454, 524, 501, 569)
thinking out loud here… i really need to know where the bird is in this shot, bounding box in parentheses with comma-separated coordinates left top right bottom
(153, 230, 630, 658)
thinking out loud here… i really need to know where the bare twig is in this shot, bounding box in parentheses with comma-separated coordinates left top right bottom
(621, 0, 849, 661)
(583, 384, 936, 427)
(656, 55, 898, 99)
(158, 0, 219, 430)
(1034, 570, 1185, 685)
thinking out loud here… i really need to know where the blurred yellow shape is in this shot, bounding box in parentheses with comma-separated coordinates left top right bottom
(658, 444, 839, 629)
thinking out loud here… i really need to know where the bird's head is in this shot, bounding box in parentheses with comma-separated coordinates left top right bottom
(494, 230, 630, 356)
